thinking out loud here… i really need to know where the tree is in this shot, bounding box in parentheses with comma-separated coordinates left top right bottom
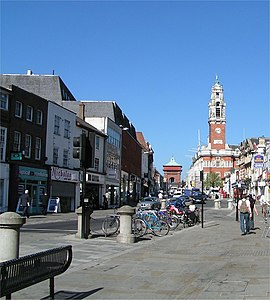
(204, 172, 222, 189)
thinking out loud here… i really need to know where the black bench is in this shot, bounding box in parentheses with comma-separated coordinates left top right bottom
(0, 245, 72, 299)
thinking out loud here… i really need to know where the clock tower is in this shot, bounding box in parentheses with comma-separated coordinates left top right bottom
(208, 76, 226, 150)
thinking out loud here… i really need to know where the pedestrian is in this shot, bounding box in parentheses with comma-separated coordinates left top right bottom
(20, 190, 30, 218)
(259, 194, 270, 222)
(103, 194, 108, 209)
(248, 194, 258, 230)
(238, 194, 252, 235)
(41, 192, 48, 215)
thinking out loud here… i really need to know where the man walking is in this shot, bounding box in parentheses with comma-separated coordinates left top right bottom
(238, 194, 252, 235)
(20, 190, 30, 218)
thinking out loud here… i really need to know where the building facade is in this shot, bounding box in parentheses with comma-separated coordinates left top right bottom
(188, 77, 240, 193)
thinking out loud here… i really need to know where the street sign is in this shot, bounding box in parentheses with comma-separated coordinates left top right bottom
(10, 152, 23, 161)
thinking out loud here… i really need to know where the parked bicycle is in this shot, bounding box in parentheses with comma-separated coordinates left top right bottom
(101, 213, 147, 238)
(136, 210, 170, 237)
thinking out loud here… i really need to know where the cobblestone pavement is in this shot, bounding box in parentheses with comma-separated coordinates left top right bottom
(5, 200, 270, 299)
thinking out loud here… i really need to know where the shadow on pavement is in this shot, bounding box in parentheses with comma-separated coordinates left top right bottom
(41, 287, 103, 299)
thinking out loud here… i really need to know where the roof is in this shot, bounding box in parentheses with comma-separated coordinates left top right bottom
(164, 157, 180, 166)
(0, 73, 76, 103)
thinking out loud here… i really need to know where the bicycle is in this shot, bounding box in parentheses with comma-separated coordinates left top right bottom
(101, 213, 147, 238)
(157, 210, 179, 230)
(136, 210, 170, 237)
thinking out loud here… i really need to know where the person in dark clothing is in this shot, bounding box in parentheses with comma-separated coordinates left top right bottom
(103, 194, 108, 209)
(41, 193, 48, 215)
(20, 190, 30, 218)
(248, 194, 258, 229)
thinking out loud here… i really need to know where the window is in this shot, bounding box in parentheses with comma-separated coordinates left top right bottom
(36, 110, 43, 125)
(26, 105, 33, 121)
(14, 131, 21, 152)
(95, 136, 100, 150)
(64, 120, 70, 138)
(63, 149, 69, 167)
(53, 147, 59, 164)
(25, 134, 32, 158)
(0, 127, 7, 161)
(35, 137, 41, 160)
(54, 115, 61, 135)
(0, 93, 8, 110)
(94, 158, 99, 171)
(15, 101, 22, 117)
(107, 128, 120, 148)
(0, 179, 3, 207)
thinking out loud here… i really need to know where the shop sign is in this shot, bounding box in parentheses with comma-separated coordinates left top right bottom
(19, 166, 48, 178)
(10, 152, 23, 161)
(253, 154, 264, 168)
(51, 166, 79, 182)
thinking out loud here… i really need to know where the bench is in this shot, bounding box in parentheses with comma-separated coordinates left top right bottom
(0, 245, 72, 299)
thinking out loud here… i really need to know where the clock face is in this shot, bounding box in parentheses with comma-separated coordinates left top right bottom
(215, 127, 221, 134)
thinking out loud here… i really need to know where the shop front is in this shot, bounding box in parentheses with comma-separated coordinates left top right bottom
(86, 172, 106, 209)
(17, 166, 48, 215)
(50, 166, 80, 212)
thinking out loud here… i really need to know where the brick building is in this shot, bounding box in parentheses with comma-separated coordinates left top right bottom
(187, 77, 240, 190)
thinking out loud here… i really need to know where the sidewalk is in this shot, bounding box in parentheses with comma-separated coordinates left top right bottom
(11, 203, 270, 299)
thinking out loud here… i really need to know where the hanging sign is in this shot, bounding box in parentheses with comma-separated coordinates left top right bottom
(253, 155, 264, 168)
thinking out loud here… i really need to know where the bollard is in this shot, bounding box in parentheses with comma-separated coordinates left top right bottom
(75, 206, 93, 239)
(227, 199, 233, 210)
(214, 199, 221, 209)
(0, 212, 26, 262)
(160, 199, 167, 211)
(117, 205, 135, 244)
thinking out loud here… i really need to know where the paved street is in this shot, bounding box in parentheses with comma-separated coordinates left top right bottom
(9, 200, 270, 299)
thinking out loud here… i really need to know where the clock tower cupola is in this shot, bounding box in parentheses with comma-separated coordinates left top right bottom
(208, 76, 226, 150)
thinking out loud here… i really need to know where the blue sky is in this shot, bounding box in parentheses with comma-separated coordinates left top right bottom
(1, 0, 269, 177)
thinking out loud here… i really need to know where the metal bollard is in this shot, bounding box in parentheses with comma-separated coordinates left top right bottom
(0, 212, 26, 262)
(117, 205, 135, 244)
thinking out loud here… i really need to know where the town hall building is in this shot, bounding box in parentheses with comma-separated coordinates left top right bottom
(187, 77, 240, 192)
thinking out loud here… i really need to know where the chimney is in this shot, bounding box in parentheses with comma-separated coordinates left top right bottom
(79, 102, 85, 120)
(27, 70, 33, 75)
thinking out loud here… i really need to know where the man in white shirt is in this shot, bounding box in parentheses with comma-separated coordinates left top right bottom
(238, 194, 252, 235)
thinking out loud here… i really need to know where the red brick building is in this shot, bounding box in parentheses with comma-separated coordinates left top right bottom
(163, 157, 182, 191)
(188, 77, 240, 189)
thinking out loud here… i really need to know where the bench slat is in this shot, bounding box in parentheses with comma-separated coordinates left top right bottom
(0, 245, 72, 298)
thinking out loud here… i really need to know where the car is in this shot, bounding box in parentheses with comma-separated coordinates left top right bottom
(138, 197, 161, 210)
(191, 192, 207, 204)
(167, 195, 192, 207)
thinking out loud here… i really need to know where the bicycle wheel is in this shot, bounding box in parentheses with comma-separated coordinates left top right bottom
(168, 215, 180, 230)
(132, 218, 147, 238)
(152, 220, 169, 237)
(101, 216, 120, 236)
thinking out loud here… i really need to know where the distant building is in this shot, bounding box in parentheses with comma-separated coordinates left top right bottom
(188, 77, 240, 192)
(163, 157, 182, 193)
